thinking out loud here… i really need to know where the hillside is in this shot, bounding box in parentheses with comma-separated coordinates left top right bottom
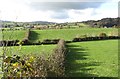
(82, 17, 120, 28)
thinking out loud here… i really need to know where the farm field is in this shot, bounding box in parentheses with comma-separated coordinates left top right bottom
(29, 28, 118, 42)
(5, 45, 56, 57)
(0, 27, 119, 77)
(66, 40, 118, 77)
(2, 30, 26, 40)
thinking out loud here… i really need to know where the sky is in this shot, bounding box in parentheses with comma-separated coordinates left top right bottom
(0, 0, 119, 23)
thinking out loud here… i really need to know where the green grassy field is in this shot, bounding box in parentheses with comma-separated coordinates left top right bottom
(30, 28, 118, 42)
(5, 45, 56, 57)
(0, 28, 119, 77)
(66, 40, 118, 77)
(2, 30, 26, 40)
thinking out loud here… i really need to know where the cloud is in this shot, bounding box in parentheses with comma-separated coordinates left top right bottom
(28, 2, 105, 19)
(29, 2, 104, 11)
(49, 10, 69, 19)
(0, 0, 118, 22)
(24, 0, 110, 2)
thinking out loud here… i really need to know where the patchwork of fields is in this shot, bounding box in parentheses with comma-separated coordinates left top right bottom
(0, 28, 118, 77)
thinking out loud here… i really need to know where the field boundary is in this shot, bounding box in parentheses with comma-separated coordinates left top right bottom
(0, 35, 119, 46)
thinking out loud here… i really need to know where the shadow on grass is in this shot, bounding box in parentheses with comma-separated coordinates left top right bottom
(65, 44, 101, 77)
(29, 31, 39, 42)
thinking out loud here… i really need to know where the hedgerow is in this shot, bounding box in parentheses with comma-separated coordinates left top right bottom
(3, 39, 67, 78)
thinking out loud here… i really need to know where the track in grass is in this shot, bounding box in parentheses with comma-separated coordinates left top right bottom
(66, 40, 118, 77)
(30, 28, 118, 42)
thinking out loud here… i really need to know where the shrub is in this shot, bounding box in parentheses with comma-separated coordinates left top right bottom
(72, 38, 81, 42)
(99, 33, 108, 39)
(3, 54, 50, 77)
(41, 39, 60, 44)
(99, 33, 107, 37)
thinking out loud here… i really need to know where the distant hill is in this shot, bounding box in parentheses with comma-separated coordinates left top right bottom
(28, 21, 56, 25)
(1, 20, 56, 25)
(81, 17, 120, 28)
(1, 17, 120, 28)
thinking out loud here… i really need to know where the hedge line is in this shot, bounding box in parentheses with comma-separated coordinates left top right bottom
(32, 39, 67, 77)
(0, 40, 19, 46)
(22, 29, 30, 44)
(0, 29, 31, 46)
(72, 36, 120, 42)
(0, 35, 119, 46)
(48, 39, 67, 77)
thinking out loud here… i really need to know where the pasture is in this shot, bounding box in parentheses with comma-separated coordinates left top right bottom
(66, 40, 118, 77)
(0, 27, 118, 77)
(29, 28, 118, 42)
(5, 44, 56, 57)
(2, 30, 26, 40)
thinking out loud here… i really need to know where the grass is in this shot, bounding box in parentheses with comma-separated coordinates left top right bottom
(66, 40, 118, 77)
(2, 30, 26, 40)
(30, 28, 118, 42)
(0, 47, 3, 78)
(5, 44, 56, 57)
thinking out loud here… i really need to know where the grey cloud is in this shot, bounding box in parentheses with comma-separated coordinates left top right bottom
(29, 2, 104, 11)
(28, 2, 105, 19)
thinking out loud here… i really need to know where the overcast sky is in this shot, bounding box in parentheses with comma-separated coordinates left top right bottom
(0, 0, 119, 23)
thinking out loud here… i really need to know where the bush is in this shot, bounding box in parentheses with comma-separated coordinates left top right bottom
(99, 33, 107, 39)
(99, 33, 107, 38)
(41, 39, 60, 44)
(72, 38, 81, 42)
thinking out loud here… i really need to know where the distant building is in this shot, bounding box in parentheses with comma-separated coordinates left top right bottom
(25, 25, 34, 28)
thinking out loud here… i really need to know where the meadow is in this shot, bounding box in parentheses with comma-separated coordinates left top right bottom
(2, 30, 26, 40)
(5, 44, 56, 57)
(0, 27, 119, 77)
(29, 28, 118, 42)
(66, 40, 118, 77)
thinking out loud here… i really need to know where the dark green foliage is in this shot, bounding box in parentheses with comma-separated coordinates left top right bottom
(99, 33, 107, 37)
(41, 39, 60, 44)
(0, 40, 19, 46)
(99, 33, 108, 39)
